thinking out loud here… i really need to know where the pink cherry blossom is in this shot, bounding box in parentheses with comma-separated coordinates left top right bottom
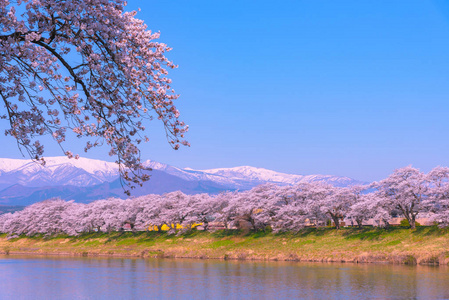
(0, 0, 188, 193)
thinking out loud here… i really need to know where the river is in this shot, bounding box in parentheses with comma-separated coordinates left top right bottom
(0, 255, 448, 299)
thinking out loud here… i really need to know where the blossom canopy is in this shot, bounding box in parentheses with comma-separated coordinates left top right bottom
(0, 0, 189, 193)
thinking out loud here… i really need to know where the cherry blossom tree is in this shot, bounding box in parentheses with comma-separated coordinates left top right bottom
(319, 185, 353, 230)
(374, 166, 428, 229)
(303, 182, 332, 227)
(134, 194, 166, 231)
(1, 198, 78, 236)
(426, 166, 449, 227)
(97, 198, 129, 232)
(156, 191, 195, 233)
(119, 196, 150, 231)
(371, 202, 393, 228)
(214, 191, 237, 229)
(347, 191, 376, 228)
(135, 191, 195, 234)
(74, 200, 109, 232)
(73, 198, 127, 233)
(223, 184, 277, 231)
(0, 212, 13, 233)
(270, 185, 310, 232)
(0, 0, 188, 193)
(4, 165, 449, 236)
(185, 193, 218, 231)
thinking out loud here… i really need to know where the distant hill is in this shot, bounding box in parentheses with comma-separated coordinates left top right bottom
(0, 156, 366, 205)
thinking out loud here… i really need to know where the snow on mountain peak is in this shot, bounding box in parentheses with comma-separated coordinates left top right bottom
(0, 156, 364, 194)
(142, 160, 170, 171)
(0, 156, 118, 175)
(200, 165, 305, 184)
(0, 158, 30, 173)
(44, 156, 118, 174)
(0, 156, 120, 187)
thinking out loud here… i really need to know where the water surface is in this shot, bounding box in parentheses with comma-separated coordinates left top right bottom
(0, 255, 448, 299)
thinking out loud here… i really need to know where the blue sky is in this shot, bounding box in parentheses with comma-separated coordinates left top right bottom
(2, 0, 449, 182)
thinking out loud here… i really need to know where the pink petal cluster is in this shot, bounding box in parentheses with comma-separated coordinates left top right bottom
(0, 0, 188, 192)
(2, 166, 449, 236)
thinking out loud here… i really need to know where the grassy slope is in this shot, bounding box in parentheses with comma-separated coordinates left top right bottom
(1, 227, 449, 264)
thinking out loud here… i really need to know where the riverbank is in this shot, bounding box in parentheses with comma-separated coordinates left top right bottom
(1, 227, 449, 265)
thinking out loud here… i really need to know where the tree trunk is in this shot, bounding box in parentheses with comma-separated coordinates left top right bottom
(356, 218, 363, 229)
(251, 218, 256, 231)
(331, 215, 341, 230)
(409, 215, 416, 230)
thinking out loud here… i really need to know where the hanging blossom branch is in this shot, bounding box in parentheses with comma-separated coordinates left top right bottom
(0, 0, 189, 194)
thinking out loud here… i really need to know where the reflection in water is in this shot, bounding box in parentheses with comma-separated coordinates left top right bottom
(0, 256, 448, 299)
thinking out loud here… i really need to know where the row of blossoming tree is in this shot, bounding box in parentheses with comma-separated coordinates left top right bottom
(1, 166, 449, 236)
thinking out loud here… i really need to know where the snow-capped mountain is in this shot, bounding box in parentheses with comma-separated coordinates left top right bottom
(199, 166, 359, 187)
(142, 162, 362, 189)
(0, 156, 365, 205)
(0, 156, 118, 189)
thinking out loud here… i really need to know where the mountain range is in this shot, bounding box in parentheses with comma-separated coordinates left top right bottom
(0, 156, 365, 205)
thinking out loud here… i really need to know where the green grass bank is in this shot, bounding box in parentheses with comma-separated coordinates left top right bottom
(1, 227, 449, 265)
